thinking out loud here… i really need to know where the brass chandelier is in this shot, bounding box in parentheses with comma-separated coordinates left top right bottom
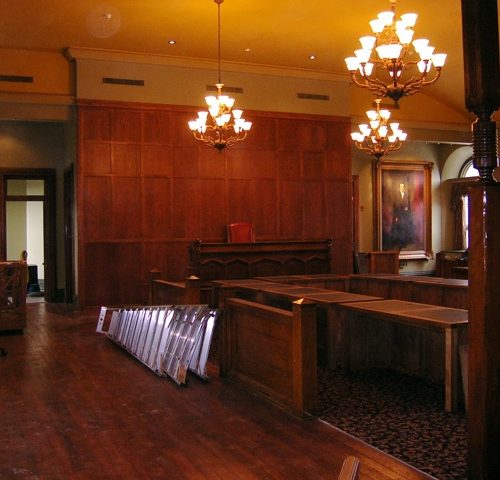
(351, 99, 407, 159)
(344, 0, 446, 103)
(188, 0, 252, 151)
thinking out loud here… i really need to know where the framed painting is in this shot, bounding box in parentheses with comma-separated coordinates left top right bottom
(373, 160, 433, 260)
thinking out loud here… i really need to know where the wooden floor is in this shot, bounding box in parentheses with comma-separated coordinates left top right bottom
(0, 303, 436, 480)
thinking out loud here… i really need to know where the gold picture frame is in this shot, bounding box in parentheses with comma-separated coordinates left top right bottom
(373, 160, 433, 260)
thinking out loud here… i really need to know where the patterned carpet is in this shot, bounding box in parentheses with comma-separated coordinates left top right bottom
(317, 367, 467, 480)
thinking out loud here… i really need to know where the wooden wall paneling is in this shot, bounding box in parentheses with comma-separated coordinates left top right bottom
(112, 177, 142, 239)
(226, 149, 257, 179)
(141, 242, 172, 283)
(164, 242, 189, 280)
(277, 150, 302, 179)
(240, 115, 276, 150)
(276, 119, 304, 150)
(226, 179, 255, 227)
(143, 110, 171, 144)
(142, 145, 172, 177)
(82, 143, 111, 175)
(85, 242, 143, 306)
(250, 150, 279, 180)
(200, 178, 226, 239)
(111, 109, 142, 142)
(254, 179, 279, 239)
(172, 146, 200, 178)
(81, 108, 111, 141)
(77, 102, 353, 306)
(279, 180, 304, 238)
(325, 118, 352, 152)
(325, 148, 352, 181)
(303, 181, 325, 238)
(303, 150, 326, 180)
(199, 148, 226, 178)
(112, 144, 141, 176)
(142, 177, 170, 238)
(171, 178, 201, 239)
(82, 176, 112, 241)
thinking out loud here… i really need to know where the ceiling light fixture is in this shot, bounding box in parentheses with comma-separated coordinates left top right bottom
(188, 0, 252, 151)
(351, 99, 407, 159)
(344, 0, 446, 103)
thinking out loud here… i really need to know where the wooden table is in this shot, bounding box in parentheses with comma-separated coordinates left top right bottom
(212, 279, 381, 365)
(336, 299, 468, 412)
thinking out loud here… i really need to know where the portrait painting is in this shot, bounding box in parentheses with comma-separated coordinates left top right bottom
(373, 160, 432, 260)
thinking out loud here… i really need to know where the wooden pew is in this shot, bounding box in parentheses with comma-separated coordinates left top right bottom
(218, 295, 318, 418)
(0, 261, 28, 332)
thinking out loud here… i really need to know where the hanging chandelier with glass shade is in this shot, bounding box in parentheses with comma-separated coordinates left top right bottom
(344, 0, 446, 103)
(188, 0, 252, 151)
(351, 99, 407, 159)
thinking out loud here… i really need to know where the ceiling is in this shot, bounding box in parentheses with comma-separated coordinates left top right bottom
(2, 0, 499, 116)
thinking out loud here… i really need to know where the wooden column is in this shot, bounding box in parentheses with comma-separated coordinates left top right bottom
(461, 0, 500, 478)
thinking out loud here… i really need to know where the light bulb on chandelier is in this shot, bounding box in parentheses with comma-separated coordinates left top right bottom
(351, 99, 407, 159)
(188, 0, 252, 151)
(344, 0, 446, 103)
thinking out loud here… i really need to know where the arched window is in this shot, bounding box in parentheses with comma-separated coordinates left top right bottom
(451, 158, 477, 249)
(459, 159, 479, 179)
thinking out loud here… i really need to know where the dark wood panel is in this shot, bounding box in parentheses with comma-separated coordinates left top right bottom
(279, 180, 304, 238)
(81, 108, 111, 141)
(84, 242, 143, 305)
(304, 150, 326, 179)
(303, 181, 325, 238)
(77, 102, 353, 306)
(239, 115, 276, 150)
(112, 177, 142, 239)
(172, 145, 200, 177)
(142, 178, 170, 238)
(226, 179, 255, 225)
(278, 150, 302, 179)
(143, 110, 171, 144)
(82, 143, 111, 175)
(226, 149, 258, 179)
(112, 144, 141, 176)
(142, 145, 172, 177)
(111, 109, 142, 142)
(171, 178, 201, 238)
(82, 176, 112, 240)
(254, 179, 279, 238)
(199, 147, 226, 178)
(200, 179, 226, 238)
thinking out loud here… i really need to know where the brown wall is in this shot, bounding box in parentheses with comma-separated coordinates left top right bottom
(77, 100, 353, 307)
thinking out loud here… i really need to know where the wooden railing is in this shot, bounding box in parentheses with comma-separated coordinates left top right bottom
(219, 296, 318, 418)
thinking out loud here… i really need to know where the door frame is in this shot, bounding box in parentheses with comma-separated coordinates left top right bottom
(0, 168, 57, 302)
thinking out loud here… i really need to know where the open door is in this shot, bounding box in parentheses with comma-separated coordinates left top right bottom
(0, 169, 57, 302)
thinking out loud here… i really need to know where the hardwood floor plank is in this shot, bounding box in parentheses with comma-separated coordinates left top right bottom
(0, 304, 436, 479)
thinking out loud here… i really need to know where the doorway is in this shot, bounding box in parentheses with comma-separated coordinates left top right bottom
(0, 169, 57, 302)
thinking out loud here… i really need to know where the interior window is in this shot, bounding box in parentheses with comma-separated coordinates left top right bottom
(457, 159, 477, 249)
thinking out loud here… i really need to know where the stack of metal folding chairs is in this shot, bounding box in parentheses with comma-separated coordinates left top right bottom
(96, 304, 219, 385)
